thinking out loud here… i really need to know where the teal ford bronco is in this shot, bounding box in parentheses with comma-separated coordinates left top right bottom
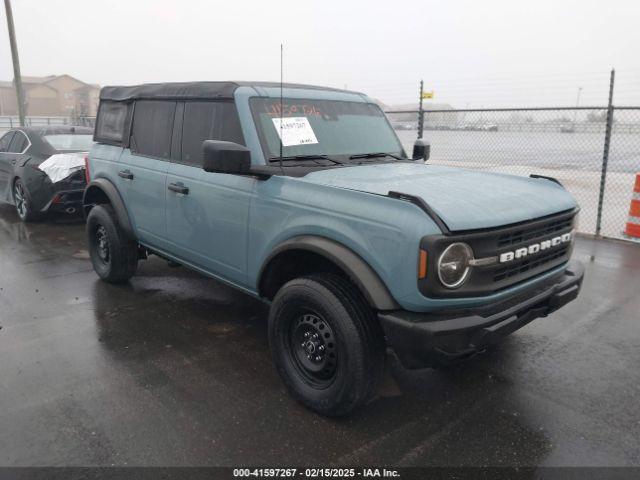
(84, 82, 584, 416)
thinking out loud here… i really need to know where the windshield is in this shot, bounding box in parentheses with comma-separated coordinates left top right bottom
(250, 98, 406, 161)
(44, 134, 94, 151)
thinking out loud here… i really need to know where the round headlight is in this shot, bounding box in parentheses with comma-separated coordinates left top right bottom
(438, 242, 473, 289)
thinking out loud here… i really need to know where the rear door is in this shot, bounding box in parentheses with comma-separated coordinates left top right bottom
(117, 100, 176, 248)
(165, 100, 254, 285)
(0, 132, 15, 200)
(1, 131, 29, 202)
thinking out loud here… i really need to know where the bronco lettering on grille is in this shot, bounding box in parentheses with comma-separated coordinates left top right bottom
(499, 232, 572, 263)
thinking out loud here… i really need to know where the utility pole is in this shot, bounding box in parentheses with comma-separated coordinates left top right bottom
(595, 69, 615, 237)
(4, 0, 26, 126)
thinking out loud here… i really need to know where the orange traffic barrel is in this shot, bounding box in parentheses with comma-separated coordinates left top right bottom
(624, 173, 640, 239)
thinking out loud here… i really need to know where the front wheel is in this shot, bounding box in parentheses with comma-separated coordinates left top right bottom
(268, 273, 385, 416)
(86, 204, 138, 283)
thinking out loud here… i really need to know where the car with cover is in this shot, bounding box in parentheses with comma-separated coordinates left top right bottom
(0, 125, 93, 221)
(83, 81, 584, 416)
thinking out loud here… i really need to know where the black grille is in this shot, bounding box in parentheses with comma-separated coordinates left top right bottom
(496, 216, 574, 248)
(493, 245, 570, 282)
(419, 209, 577, 299)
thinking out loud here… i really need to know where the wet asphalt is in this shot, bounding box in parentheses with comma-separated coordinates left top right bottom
(0, 203, 638, 467)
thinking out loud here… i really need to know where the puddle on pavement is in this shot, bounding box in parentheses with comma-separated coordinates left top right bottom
(206, 323, 238, 335)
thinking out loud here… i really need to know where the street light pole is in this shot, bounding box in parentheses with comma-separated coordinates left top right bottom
(573, 86, 582, 124)
(4, 0, 26, 126)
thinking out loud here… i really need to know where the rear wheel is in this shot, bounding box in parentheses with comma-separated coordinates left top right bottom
(269, 273, 385, 416)
(86, 204, 138, 283)
(13, 179, 39, 222)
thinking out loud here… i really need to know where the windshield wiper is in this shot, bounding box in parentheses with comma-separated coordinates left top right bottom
(348, 152, 404, 161)
(268, 154, 344, 165)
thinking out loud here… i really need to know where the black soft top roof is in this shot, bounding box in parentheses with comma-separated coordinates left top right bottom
(100, 81, 357, 102)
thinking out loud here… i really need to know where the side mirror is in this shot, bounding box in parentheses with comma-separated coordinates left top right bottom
(202, 140, 251, 174)
(412, 139, 430, 161)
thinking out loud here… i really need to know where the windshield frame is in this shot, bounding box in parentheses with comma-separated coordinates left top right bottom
(249, 97, 407, 166)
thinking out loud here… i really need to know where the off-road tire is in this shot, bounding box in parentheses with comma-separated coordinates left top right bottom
(86, 204, 138, 283)
(13, 178, 40, 222)
(269, 273, 386, 416)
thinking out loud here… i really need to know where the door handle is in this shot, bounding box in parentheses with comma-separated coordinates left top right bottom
(11, 159, 16, 166)
(118, 170, 134, 180)
(168, 183, 189, 195)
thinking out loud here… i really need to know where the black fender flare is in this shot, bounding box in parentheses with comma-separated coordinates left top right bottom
(83, 178, 135, 239)
(259, 235, 400, 311)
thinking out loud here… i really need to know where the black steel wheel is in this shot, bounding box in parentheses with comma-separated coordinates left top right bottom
(95, 225, 111, 264)
(269, 273, 385, 416)
(86, 204, 138, 283)
(289, 312, 338, 388)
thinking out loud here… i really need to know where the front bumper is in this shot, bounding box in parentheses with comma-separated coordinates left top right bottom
(378, 260, 584, 369)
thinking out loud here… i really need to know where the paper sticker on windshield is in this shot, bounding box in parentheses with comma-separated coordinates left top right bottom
(272, 117, 319, 147)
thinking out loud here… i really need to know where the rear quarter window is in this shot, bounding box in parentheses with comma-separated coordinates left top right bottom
(95, 101, 129, 144)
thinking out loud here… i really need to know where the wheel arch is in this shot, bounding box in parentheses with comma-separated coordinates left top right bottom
(258, 235, 399, 311)
(83, 178, 134, 239)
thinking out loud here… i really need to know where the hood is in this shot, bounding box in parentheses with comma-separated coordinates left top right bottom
(300, 163, 577, 231)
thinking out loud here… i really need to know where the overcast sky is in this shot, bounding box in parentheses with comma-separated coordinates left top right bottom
(1, 0, 639, 107)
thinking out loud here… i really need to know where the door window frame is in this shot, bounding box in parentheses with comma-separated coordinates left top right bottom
(128, 99, 177, 162)
(171, 99, 244, 168)
(170, 102, 184, 163)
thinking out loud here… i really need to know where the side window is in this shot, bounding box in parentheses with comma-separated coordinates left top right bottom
(0, 132, 14, 152)
(95, 101, 129, 143)
(180, 101, 244, 166)
(130, 100, 176, 159)
(8, 131, 28, 153)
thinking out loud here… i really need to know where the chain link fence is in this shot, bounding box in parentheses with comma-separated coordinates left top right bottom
(603, 107, 640, 240)
(0, 115, 95, 132)
(1, 106, 637, 240)
(387, 107, 640, 241)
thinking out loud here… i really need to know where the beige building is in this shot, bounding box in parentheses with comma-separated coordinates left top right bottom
(0, 74, 100, 117)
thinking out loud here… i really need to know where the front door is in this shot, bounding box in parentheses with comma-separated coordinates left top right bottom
(164, 100, 253, 286)
(166, 163, 254, 285)
(0, 132, 15, 201)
